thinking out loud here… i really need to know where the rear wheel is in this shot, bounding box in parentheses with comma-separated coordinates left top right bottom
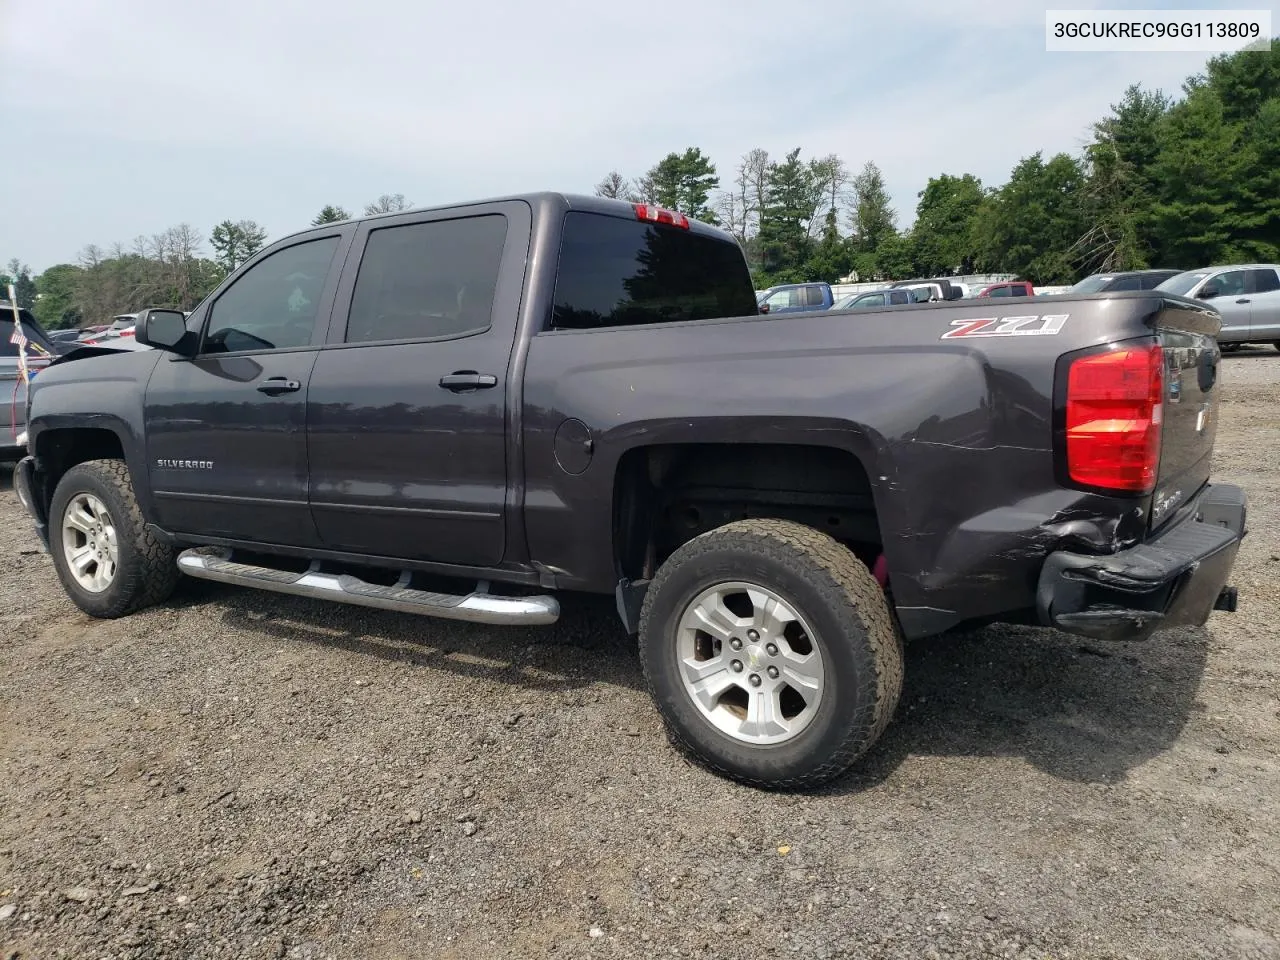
(49, 459, 180, 618)
(638, 518, 903, 790)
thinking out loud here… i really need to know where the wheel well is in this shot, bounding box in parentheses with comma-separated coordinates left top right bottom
(613, 443, 882, 582)
(34, 429, 127, 507)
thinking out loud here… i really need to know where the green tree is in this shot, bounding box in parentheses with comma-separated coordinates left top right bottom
(1147, 44, 1280, 265)
(2, 259, 37, 309)
(638, 147, 721, 223)
(873, 233, 918, 280)
(804, 208, 854, 282)
(312, 205, 351, 225)
(849, 161, 896, 254)
(1076, 85, 1171, 272)
(757, 148, 815, 279)
(973, 152, 1086, 283)
(33, 264, 85, 329)
(910, 174, 985, 275)
(209, 220, 268, 275)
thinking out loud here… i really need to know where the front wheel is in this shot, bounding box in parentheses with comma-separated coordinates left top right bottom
(48, 459, 180, 618)
(637, 519, 904, 790)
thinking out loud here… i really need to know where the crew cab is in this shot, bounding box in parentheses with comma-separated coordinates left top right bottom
(13, 193, 1247, 790)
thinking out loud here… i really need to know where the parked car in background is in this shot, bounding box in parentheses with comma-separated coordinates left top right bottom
(1156, 264, 1280, 350)
(756, 282, 834, 315)
(976, 281, 1036, 298)
(889, 278, 964, 301)
(1067, 270, 1182, 294)
(833, 288, 917, 309)
(46, 328, 85, 344)
(1, 302, 61, 460)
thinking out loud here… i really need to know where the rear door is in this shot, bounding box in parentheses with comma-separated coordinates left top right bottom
(1244, 267, 1280, 340)
(305, 201, 530, 566)
(144, 230, 351, 545)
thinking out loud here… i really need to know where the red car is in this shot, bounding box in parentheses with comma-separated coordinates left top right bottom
(976, 281, 1034, 298)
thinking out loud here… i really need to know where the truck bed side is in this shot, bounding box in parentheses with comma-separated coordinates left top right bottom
(521, 293, 1217, 637)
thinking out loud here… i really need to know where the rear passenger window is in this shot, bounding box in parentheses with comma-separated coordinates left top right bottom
(551, 211, 758, 330)
(345, 215, 507, 344)
(1250, 269, 1280, 293)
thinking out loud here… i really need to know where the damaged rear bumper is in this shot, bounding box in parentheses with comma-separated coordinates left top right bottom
(1036, 483, 1246, 641)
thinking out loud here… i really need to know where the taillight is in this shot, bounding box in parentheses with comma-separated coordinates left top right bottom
(634, 203, 690, 229)
(1064, 342, 1164, 493)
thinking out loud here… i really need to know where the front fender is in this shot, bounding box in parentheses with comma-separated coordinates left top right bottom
(26, 350, 162, 522)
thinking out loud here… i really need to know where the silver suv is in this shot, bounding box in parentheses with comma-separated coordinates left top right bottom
(1157, 265, 1280, 350)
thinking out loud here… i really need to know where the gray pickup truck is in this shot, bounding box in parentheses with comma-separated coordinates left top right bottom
(13, 193, 1247, 789)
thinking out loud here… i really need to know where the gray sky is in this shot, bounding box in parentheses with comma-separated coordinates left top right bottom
(2, 0, 1229, 272)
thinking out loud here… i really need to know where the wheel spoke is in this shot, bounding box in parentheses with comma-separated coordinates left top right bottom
(781, 651, 824, 697)
(65, 505, 95, 534)
(748, 589, 796, 636)
(685, 664, 738, 711)
(691, 594, 744, 641)
(69, 546, 95, 575)
(741, 688, 788, 740)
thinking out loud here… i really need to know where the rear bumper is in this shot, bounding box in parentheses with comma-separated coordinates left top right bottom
(13, 455, 50, 552)
(1036, 483, 1246, 641)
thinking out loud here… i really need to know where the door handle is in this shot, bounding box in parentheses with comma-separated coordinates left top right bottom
(439, 371, 498, 391)
(257, 376, 302, 395)
(1236, 298, 1251, 304)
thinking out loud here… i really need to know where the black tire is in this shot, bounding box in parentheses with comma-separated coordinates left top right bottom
(48, 459, 180, 618)
(637, 518, 904, 790)
(1273, 341, 1280, 352)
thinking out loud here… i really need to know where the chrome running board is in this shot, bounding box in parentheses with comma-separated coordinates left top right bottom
(176, 549, 559, 625)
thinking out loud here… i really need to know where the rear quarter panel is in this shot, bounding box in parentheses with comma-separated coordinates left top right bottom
(522, 293, 1178, 636)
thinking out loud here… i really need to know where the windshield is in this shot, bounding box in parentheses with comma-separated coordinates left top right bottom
(1068, 275, 1113, 294)
(1155, 271, 1211, 297)
(833, 295, 857, 309)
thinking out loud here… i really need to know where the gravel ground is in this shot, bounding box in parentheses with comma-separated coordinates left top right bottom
(1, 350, 1278, 960)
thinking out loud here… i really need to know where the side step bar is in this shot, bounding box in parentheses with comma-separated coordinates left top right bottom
(176, 549, 559, 625)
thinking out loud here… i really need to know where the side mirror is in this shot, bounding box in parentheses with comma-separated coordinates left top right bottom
(135, 308, 193, 354)
(758, 303, 770, 314)
(1198, 285, 1219, 300)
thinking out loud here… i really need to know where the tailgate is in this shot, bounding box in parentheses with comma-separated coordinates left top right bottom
(1150, 299, 1222, 531)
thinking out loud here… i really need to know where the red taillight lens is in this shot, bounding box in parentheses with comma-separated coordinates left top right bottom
(634, 203, 690, 229)
(1065, 343, 1164, 493)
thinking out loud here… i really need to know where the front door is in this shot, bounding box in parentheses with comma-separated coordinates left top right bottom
(305, 202, 530, 567)
(1201, 268, 1253, 340)
(145, 232, 349, 546)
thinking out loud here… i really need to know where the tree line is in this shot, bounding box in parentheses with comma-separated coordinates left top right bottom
(594, 43, 1278, 287)
(1, 195, 411, 330)
(5, 43, 1276, 327)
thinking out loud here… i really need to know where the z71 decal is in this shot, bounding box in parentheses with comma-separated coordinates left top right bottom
(941, 314, 1069, 339)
